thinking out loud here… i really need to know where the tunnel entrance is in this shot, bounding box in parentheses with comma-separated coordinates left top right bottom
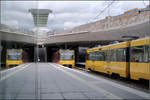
(1, 41, 35, 67)
(46, 46, 58, 62)
(37, 46, 47, 62)
(46, 44, 88, 63)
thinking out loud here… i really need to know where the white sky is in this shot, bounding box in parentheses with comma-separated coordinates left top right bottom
(1, 1, 149, 32)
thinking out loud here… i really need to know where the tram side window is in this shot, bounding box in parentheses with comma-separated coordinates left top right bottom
(88, 52, 95, 61)
(116, 48, 126, 62)
(88, 53, 91, 60)
(131, 46, 148, 63)
(145, 45, 149, 62)
(95, 52, 105, 61)
(110, 50, 117, 61)
(105, 50, 110, 61)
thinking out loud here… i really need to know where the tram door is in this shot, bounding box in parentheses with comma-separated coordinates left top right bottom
(90, 52, 95, 70)
(104, 50, 111, 74)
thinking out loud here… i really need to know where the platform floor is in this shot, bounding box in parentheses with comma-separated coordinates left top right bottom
(0, 63, 149, 99)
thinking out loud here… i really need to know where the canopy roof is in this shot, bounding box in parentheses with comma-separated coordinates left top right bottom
(29, 9, 52, 27)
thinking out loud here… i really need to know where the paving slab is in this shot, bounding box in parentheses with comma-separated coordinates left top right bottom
(0, 63, 149, 99)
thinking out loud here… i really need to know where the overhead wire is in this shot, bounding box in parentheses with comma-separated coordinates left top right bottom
(86, 0, 115, 43)
(142, 0, 147, 6)
(93, 0, 115, 21)
(85, 0, 116, 46)
(86, 0, 116, 24)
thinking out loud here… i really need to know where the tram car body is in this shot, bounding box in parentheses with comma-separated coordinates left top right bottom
(6, 49, 23, 67)
(59, 49, 75, 68)
(130, 38, 150, 80)
(86, 47, 106, 73)
(86, 37, 150, 80)
(102, 41, 130, 78)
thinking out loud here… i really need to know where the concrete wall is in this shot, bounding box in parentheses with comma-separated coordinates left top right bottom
(70, 6, 149, 33)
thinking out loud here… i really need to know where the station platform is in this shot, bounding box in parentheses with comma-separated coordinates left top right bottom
(0, 63, 149, 99)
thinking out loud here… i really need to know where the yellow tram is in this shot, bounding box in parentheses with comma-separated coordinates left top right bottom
(86, 47, 106, 73)
(59, 49, 75, 68)
(6, 49, 23, 68)
(86, 37, 150, 80)
(102, 41, 130, 78)
(130, 37, 150, 80)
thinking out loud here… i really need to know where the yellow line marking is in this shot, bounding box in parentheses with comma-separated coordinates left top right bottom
(49, 63, 123, 99)
(0, 64, 31, 82)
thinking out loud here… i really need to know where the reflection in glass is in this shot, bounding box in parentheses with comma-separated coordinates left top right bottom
(7, 50, 22, 60)
(60, 53, 74, 60)
(131, 46, 149, 62)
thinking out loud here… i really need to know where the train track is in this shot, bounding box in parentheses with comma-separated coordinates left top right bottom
(74, 66, 149, 93)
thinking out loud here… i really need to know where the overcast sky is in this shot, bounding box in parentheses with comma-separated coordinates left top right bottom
(1, 1, 149, 32)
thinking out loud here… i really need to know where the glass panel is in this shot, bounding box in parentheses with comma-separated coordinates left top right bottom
(60, 55, 74, 60)
(60, 52, 74, 60)
(110, 49, 117, 61)
(89, 52, 95, 60)
(0, 1, 149, 99)
(7, 49, 22, 60)
(0, 1, 38, 99)
(131, 46, 145, 62)
(94, 52, 104, 61)
(116, 48, 126, 62)
(105, 50, 110, 62)
(144, 45, 149, 62)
